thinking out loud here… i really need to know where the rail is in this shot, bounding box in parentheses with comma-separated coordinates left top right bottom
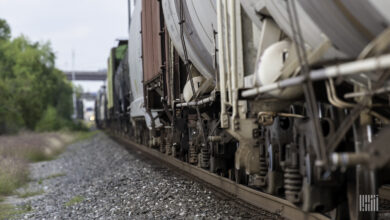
(110, 133, 330, 220)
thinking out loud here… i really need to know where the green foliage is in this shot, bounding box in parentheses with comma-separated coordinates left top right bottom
(35, 106, 66, 132)
(17, 189, 44, 198)
(67, 120, 89, 132)
(0, 158, 29, 195)
(0, 18, 11, 41)
(65, 195, 84, 207)
(0, 203, 32, 219)
(0, 18, 74, 134)
(74, 85, 83, 99)
(75, 130, 100, 141)
(0, 79, 24, 133)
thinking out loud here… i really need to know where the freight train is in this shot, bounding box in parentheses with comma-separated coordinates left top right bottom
(96, 1, 390, 219)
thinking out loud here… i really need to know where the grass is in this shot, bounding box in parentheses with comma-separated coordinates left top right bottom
(0, 131, 97, 198)
(37, 172, 66, 185)
(0, 158, 29, 196)
(46, 172, 66, 179)
(17, 190, 44, 198)
(0, 203, 32, 219)
(25, 149, 59, 162)
(74, 130, 100, 142)
(64, 195, 84, 207)
(0, 130, 97, 219)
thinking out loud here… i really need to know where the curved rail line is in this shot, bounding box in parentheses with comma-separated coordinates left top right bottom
(110, 133, 329, 220)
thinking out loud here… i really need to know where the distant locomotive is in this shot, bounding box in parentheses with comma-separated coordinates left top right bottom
(96, 1, 390, 219)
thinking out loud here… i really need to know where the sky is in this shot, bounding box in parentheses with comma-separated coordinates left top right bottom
(0, 0, 129, 72)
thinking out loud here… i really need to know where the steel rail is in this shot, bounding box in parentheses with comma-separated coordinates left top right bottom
(379, 185, 390, 201)
(110, 134, 329, 220)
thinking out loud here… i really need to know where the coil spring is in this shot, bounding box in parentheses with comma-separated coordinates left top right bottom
(284, 167, 302, 203)
(200, 147, 210, 168)
(189, 143, 198, 164)
(259, 157, 268, 177)
(258, 155, 268, 186)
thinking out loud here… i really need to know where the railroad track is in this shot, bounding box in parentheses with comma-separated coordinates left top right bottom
(110, 133, 329, 220)
(380, 185, 390, 201)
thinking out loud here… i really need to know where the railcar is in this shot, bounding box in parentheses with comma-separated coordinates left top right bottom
(97, 0, 390, 219)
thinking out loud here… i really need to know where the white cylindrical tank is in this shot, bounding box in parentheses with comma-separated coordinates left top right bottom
(162, 0, 217, 80)
(265, 0, 328, 53)
(255, 40, 302, 99)
(298, 0, 390, 57)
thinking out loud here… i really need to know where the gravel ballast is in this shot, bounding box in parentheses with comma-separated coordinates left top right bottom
(11, 132, 279, 219)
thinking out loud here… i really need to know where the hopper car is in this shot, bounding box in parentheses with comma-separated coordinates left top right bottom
(95, 1, 390, 219)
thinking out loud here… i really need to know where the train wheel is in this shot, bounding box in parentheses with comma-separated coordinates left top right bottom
(346, 167, 377, 220)
(346, 121, 377, 220)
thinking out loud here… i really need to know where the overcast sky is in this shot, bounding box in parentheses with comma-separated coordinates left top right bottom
(0, 0, 129, 71)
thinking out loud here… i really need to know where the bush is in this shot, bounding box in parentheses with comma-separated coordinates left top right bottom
(0, 80, 25, 134)
(0, 18, 74, 134)
(35, 106, 66, 132)
(35, 106, 90, 132)
(67, 120, 89, 132)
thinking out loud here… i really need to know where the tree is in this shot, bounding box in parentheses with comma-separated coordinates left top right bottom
(0, 19, 74, 133)
(0, 19, 10, 41)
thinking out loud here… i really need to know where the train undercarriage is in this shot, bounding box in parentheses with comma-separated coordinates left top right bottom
(94, 0, 390, 219)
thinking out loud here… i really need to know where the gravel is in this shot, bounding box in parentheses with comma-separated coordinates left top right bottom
(11, 132, 280, 219)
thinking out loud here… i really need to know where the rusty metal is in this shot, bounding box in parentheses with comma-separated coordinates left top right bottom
(257, 112, 304, 126)
(142, 0, 164, 84)
(111, 134, 329, 220)
(258, 112, 276, 126)
(188, 141, 198, 164)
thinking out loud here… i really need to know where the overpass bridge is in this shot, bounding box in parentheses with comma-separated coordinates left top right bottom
(63, 71, 107, 81)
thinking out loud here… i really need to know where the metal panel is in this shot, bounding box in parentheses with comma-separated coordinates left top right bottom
(128, 0, 162, 129)
(128, 1, 144, 110)
(298, 0, 389, 57)
(119, 51, 131, 110)
(114, 64, 121, 114)
(264, 1, 329, 52)
(165, 34, 185, 106)
(370, 0, 390, 23)
(106, 48, 115, 110)
(142, 0, 163, 83)
(239, 0, 344, 61)
(162, 0, 217, 80)
(240, 0, 264, 29)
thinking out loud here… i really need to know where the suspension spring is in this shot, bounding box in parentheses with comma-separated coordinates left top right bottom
(284, 167, 302, 204)
(258, 155, 267, 187)
(189, 142, 198, 164)
(200, 146, 210, 168)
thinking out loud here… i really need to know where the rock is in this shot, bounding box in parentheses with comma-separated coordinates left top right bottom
(11, 133, 275, 219)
